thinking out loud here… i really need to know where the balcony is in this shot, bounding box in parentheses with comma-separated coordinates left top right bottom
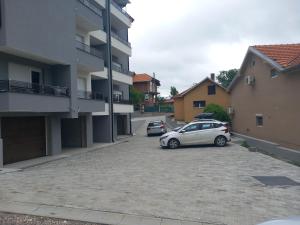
(111, 34, 132, 56)
(0, 80, 70, 112)
(111, 31, 131, 48)
(113, 97, 133, 113)
(111, 0, 133, 22)
(112, 61, 131, 75)
(76, 41, 104, 72)
(113, 98, 132, 105)
(77, 90, 106, 112)
(112, 91, 133, 113)
(76, 0, 104, 32)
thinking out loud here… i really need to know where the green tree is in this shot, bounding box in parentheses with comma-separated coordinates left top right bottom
(216, 69, 238, 88)
(156, 95, 165, 104)
(129, 87, 144, 105)
(170, 86, 179, 97)
(203, 103, 231, 122)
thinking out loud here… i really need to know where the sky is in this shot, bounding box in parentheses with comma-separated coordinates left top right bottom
(126, 0, 300, 97)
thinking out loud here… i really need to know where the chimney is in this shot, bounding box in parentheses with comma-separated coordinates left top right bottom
(210, 73, 215, 81)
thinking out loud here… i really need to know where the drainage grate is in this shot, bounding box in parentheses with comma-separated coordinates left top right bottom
(253, 176, 300, 186)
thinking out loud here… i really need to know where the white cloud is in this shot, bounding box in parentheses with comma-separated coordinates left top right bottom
(127, 0, 300, 96)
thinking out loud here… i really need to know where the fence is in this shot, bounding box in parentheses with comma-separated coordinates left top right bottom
(144, 104, 174, 113)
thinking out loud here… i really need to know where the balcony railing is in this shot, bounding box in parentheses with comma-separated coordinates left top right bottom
(111, 62, 131, 75)
(111, 0, 133, 21)
(78, 0, 103, 17)
(78, 90, 104, 101)
(111, 31, 131, 47)
(0, 80, 69, 97)
(113, 97, 132, 105)
(76, 41, 103, 59)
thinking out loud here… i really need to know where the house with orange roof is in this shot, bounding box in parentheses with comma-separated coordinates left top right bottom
(174, 74, 230, 122)
(228, 43, 300, 150)
(133, 73, 160, 106)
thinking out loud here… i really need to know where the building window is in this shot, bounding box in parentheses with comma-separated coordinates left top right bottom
(193, 100, 206, 108)
(252, 60, 255, 66)
(256, 115, 263, 126)
(208, 85, 216, 95)
(271, 69, 279, 78)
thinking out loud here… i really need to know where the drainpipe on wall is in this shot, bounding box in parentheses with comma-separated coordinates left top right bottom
(0, 118, 3, 168)
(105, 0, 114, 142)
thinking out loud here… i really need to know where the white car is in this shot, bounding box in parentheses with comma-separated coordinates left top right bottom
(256, 217, 300, 225)
(160, 120, 231, 149)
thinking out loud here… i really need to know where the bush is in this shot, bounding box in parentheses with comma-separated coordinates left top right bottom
(203, 103, 231, 122)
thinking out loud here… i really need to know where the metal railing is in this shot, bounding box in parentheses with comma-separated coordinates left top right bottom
(111, 62, 131, 75)
(76, 41, 103, 59)
(0, 80, 69, 97)
(78, 0, 103, 17)
(111, 31, 131, 47)
(78, 90, 104, 101)
(113, 96, 132, 105)
(111, 0, 133, 21)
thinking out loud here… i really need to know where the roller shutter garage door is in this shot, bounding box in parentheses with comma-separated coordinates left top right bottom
(2, 117, 46, 164)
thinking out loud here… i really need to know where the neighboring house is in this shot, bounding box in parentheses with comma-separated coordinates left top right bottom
(174, 74, 230, 122)
(0, 0, 134, 166)
(228, 43, 300, 150)
(163, 98, 174, 107)
(133, 73, 160, 106)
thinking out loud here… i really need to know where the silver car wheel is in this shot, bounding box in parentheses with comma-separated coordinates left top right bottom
(168, 139, 179, 149)
(215, 136, 226, 147)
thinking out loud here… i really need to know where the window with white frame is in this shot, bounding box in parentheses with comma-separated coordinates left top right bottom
(193, 100, 206, 108)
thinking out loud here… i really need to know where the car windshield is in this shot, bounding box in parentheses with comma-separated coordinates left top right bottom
(172, 126, 182, 132)
(148, 122, 161, 127)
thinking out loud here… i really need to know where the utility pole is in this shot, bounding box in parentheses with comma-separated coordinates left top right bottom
(105, 0, 114, 142)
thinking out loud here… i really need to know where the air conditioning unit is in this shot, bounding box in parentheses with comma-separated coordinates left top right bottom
(228, 107, 234, 115)
(245, 75, 255, 85)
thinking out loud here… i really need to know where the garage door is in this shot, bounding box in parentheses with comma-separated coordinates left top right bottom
(1, 117, 46, 164)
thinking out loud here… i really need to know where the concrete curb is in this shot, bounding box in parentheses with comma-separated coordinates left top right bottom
(0, 201, 223, 225)
(232, 132, 300, 165)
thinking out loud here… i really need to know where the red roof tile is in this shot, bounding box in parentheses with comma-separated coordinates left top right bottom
(253, 43, 300, 68)
(133, 73, 153, 83)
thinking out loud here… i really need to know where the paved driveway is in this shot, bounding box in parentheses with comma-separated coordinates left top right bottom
(0, 116, 299, 225)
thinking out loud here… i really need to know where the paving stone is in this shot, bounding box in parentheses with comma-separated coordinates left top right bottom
(119, 214, 143, 225)
(181, 221, 203, 225)
(140, 216, 162, 225)
(84, 211, 124, 225)
(0, 115, 299, 225)
(33, 205, 88, 222)
(161, 218, 182, 225)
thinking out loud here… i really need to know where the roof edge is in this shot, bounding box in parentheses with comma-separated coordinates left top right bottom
(175, 77, 227, 98)
(227, 46, 286, 91)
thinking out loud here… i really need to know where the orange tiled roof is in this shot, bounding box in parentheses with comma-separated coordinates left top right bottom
(133, 73, 153, 83)
(253, 43, 300, 68)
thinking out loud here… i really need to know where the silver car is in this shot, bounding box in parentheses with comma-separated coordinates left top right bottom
(147, 121, 167, 136)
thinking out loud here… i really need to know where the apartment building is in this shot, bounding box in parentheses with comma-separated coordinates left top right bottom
(0, 0, 134, 166)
